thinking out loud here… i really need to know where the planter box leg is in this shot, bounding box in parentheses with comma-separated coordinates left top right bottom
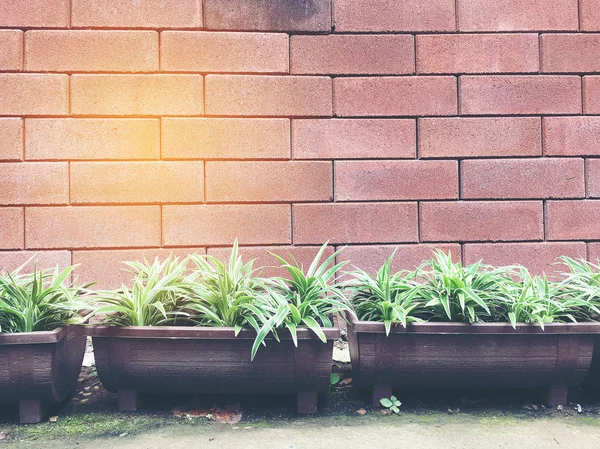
(297, 391, 318, 415)
(118, 390, 139, 412)
(547, 385, 568, 407)
(19, 399, 44, 424)
(372, 384, 392, 408)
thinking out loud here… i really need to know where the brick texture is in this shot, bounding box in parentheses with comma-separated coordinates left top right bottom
(0, 119, 23, 161)
(0, 208, 24, 250)
(589, 242, 600, 262)
(580, 0, 600, 31)
(583, 77, 600, 114)
(546, 201, 600, 240)
(0, 251, 71, 273)
(0, 162, 68, 205)
(0, 74, 68, 116)
(0, 30, 23, 71)
(543, 117, 600, 156)
(541, 34, 600, 73)
(586, 159, 600, 197)
(0, 0, 69, 28)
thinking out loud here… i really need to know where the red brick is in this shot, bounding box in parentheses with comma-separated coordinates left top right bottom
(25, 31, 158, 73)
(72, 0, 202, 28)
(543, 117, 600, 156)
(71, 75, 203, 116)
(293, 119, 415, 160)
(206, 161, 331, 202)
(464, 242, 586, 279)
(589, 242, 600, 262)
(207, 245, 334, 279)
(0, 119, 23, 161)
(420, 201, 543, 242)
(293, 203, 418, 244)
(0, 74, 68, 116)
(0, 30, 23, 71)
(339, 244, 461, 274)
(546, 201, 600, 240)
(205, 75, 332, 117)
(541, 34, 600, 73)
(419, 117, 541, 158)
(162, 118, 290, 160)
(0, 0, 68, 28)
(26, 206, 160, 249)
(461, 158, 584, 199)
(457, 0, 578, 31)
(460, 76, 581, 115)
(163, 204, 291, 246)
(204, 0, 330, 32)
(71, 162, 204, 204)
(580, 0, 600, 31)
(25, 119, 160, 161)
(417, 34, 538, 74)
(73, 248, 204, 289)
(0, 208, 23, 250)
(334, 77, 457, 117)
(586, 159, 600, 197)
(162, 32, 288, 73)
(0, 251, 71, 273)
(583, 76, 600, 114)
(333, 0, 455, 32)
(335, 160, 458, 201)
(0, 162, 68, 205)
(291, 35, 414, 75)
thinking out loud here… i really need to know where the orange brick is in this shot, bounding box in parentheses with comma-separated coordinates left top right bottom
(163, 204, 291, 246)
(335, 160, 458, 201)
(25, 119, 159, 161)
(0, 0, 68, 28)
(457, 0, 578, 31)
(205, 75, 332, 117)
(293, 203, 418, 244)
(334, 77, 457, 116)
(73, 248, 204, 289)
(0, 162, 68, 205)
(0, 30, 23, 71)
(25, 31, 158, 73)
(544, 117, 600, 156)
(0, 74, 68, 116)
(204, 0, 330, 32)
(71, 75, 203, 116)
(339, 244, 461, 274)
(0, 251, 71, 273)
(460, 75, 581, 115)
(290, 35, 414, 75)
(0, 119, 23, 161)
(70, 162, 204, 204)
(586, 159, 600, 197)
(293, 119, 415, 159)
(417, 34, 538, 74)
(333, 0, 455, 32)
(420, 201, 543, 242)
(419, 117, 541, 158)
(461, 158, 584, 199)
(72, 0, 202, 28)
(207, 245, 334, 278)
(546, 201, 600, 240)
(583, 76, 600, 114)
(162, 32, 288, 73)
(26, 206, 160, 249)
(206, 161, 331, 202)
(581, 0, 600, 31)
(464, 242, 586, 279)
(0, 208, 23, 250)
(161, 118, 290, 160)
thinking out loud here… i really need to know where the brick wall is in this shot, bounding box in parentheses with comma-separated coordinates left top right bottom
(0, 0, 599, 287)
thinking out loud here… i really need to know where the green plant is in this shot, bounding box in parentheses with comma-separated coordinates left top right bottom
(380, 396, 402, 414)
(557, 257, 600, 320)
(0, 262, 87, 333)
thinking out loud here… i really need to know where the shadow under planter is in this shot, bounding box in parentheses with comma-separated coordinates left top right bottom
(88, 325, 339, 414)
(347, 317, 600, 408)
(0, 325, 86, 423)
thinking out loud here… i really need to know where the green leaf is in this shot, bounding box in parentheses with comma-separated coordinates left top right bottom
(380, 398, 393, 408)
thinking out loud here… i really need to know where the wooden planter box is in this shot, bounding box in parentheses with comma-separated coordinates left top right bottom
(88, 325, 339, 414)
(347, 317, 600, 407)
(0, 325, 86, 423)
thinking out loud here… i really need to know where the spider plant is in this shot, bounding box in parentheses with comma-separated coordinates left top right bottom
(557, 257, 600, 319)
(92, 255, 195, 327)
(249, 243, 353, 360)
(0, 262, 87, 333)
(345, 251, 426, 335)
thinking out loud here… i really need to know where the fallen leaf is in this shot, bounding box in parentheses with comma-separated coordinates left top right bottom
(82, 392, 92, 397)
(380, 409, 392, 415)
(49, 416, 58, 423)
(119, 432, 128, 438)
(171, 406, 188, 418)
(212, 404, 243, 424)
(357, 408, 367, 415)
(187, 409, 211, 418)
(340, 378, 353, 386)
(0, 432, 6, 440)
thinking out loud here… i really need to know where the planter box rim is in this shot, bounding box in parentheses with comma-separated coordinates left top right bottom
(349, 316, 600, 335)
(87, 324, 340, 340)
(0, 326, 71, 345)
